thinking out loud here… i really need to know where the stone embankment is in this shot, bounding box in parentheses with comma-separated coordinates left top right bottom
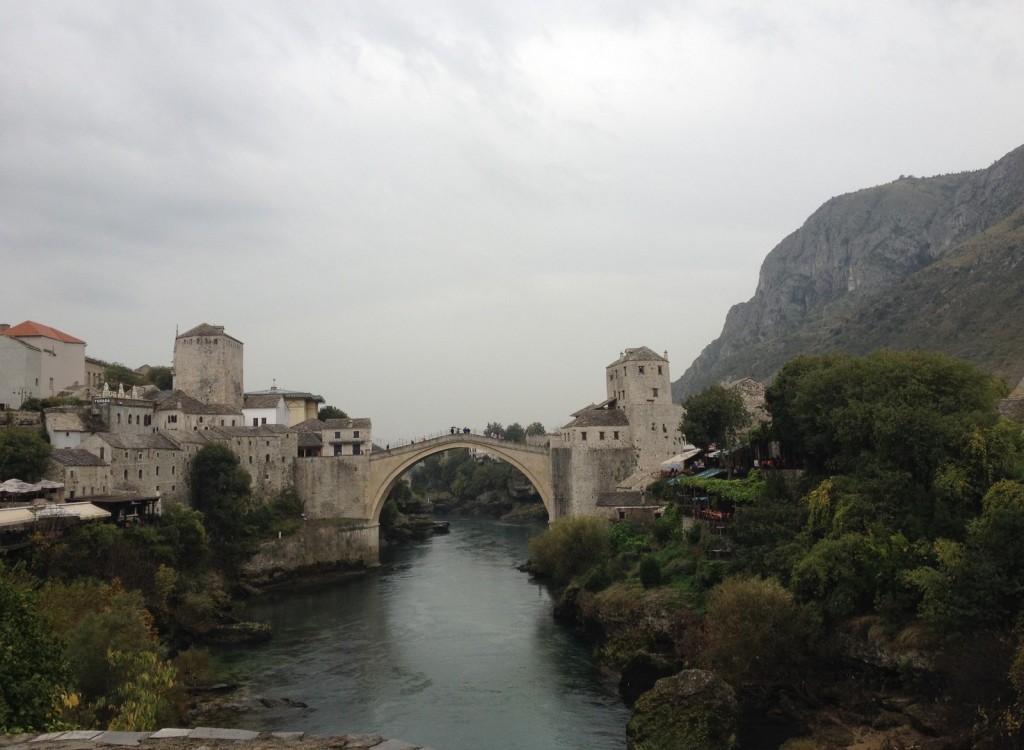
(1, 729, 432, 750)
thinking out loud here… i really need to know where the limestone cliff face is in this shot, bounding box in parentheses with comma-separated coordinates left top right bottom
(674, 143, 1024, 399)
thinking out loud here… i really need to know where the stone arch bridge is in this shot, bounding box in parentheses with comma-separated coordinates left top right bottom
(368, 433, 553, 522)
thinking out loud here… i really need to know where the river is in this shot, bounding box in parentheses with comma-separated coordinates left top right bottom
(213, 518, 631, 749)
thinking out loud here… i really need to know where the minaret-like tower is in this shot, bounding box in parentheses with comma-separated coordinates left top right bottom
(172, 323, 244, 409)
(606, 347, 672, 406)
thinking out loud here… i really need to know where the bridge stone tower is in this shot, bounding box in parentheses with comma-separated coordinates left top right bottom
(172, 323, 244, 410)
(551, 346, 686, 516)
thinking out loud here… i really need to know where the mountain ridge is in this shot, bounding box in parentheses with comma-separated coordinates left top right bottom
(673, 143, 1024, 399)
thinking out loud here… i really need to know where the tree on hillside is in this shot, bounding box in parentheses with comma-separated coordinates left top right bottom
(0, 565, 71, 732)
(0, 429, 51, 482)
(145, 366, 173, 390)
(765, 350, 1005, 484)
(681, 384, 749, 449)
(104, 362, 145, 388)
(189, 443, 255, 572)
(318, 405, 348, 420)
(505, 422, 526, 443)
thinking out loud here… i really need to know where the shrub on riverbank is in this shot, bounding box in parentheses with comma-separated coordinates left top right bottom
(528, 516, 611, 585)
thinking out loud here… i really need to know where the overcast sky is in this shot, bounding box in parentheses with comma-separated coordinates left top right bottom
(3, 1, 1023, 444)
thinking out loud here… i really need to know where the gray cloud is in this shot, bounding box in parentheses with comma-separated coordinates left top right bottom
(2, 0, 1023, 441)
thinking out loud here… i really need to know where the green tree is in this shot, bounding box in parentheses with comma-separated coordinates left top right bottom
(525, 422, 546, 436)
(189, 443, 255, 572)
(0, 428, 52, 481)
(765, 351, 1002, 481)
(702, 576, 822, 688)
(681, 384, 749, 449)
(144, 366, 173, 390)
(103, 363, 144, 388)
(528, 516, 611, 585)
(484, 422, 505, 439)
(504, 422, 526, 443)
(318, 405, 348, 420)
(0, 564, 72, 732)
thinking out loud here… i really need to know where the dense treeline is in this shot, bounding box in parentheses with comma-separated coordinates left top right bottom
(529, 351, 1024, 748)
(0, 444, 303, 733)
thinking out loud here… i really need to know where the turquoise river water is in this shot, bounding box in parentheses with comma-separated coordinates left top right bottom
(213, 518, 631, 749)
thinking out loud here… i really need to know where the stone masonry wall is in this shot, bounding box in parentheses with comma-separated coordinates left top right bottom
(243, 519, 379, 579)
(293, 455, 370, 520)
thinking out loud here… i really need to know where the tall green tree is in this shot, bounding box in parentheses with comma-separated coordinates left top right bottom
(0, 565, 71, 732)
(103, 362, 144, 388)
(525, 422, 546, 436)
(681, 384, 749, 449)
(0, 428, 52, 481)
(318, 405, 348, 420)
(504, 422, 526, 443)
(189, 443, 255, 572)
(144, 366, 173, 390)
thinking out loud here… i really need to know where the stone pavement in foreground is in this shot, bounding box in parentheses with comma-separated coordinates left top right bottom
(0, 728, 432, 750)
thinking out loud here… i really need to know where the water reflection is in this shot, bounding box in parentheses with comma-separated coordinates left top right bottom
(214, 519, 629, 750)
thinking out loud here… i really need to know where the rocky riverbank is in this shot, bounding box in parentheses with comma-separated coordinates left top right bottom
(547, 580, 960, 750)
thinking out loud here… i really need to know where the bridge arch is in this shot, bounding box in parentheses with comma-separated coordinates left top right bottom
(368, 434, 554, 524)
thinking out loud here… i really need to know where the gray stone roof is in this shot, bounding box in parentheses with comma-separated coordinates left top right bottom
(245, 388, 324, 403)
(150, 390, 242, 416)
(324, 418, 372, 430)
(243, 394, 284, 409)
(177, 323, 238, 341)
(608, 347, 668, 366)
(50, 448, 108, 467)
(596, 490, 650, 507)
(205, 424, 291, 439)
(298, 432, 323, 448)
(295, 418, 371, 431)
(45, 411, 88, 432)
(565, 408, 629, 428)
(93, 433, 181, 451)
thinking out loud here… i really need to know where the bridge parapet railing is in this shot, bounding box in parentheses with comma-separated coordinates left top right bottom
(374, 429, 548, 455)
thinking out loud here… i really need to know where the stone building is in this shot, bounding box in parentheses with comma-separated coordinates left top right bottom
(80, 432, 186, 504)
(148, 390, 243, 432)
(204, 425, 298, 498)
(47, 448, 113, 501)
(172, 324, 244, 410)
(550, 347, 686, 516)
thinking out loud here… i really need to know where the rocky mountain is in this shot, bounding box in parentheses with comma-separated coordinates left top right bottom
(673, 143, 1024, 399)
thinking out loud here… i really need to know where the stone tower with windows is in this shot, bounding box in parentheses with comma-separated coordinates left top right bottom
(172, 323, 244, 410)
(606, 347, 685, 472)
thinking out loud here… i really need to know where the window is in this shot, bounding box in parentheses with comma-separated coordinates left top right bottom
(171, 465, 175, 475)
(198, 416, 204, 423)
(353, 443, 361, 455)
(658, 366, 663, 375)
(260, 417, 266, 425)
(156, 466, 160, 476)
(123, 469, 128, 479)
(653, 388, 658, 397)
(128, 414, 133, 424)
(253, 418, 259, 426)
(138, 469, 143, 479)
(335, 431, 341, 439)
(100, 447, 104, 460)
(581, 431, 587, 441)
(599, 432, 605, 440)
(117, 413, 122, 424)
(638, 366, 645, 374)
(613, 431, 619, 440)
(265, 454, 271, 463)
(249, 456, 253, 464)
(353, 430, 360, 438)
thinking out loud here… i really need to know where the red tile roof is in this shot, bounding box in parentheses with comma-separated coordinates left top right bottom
(2, 320, 86, 344)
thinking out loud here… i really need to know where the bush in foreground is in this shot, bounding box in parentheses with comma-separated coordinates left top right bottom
(529, 516, 611, 585)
